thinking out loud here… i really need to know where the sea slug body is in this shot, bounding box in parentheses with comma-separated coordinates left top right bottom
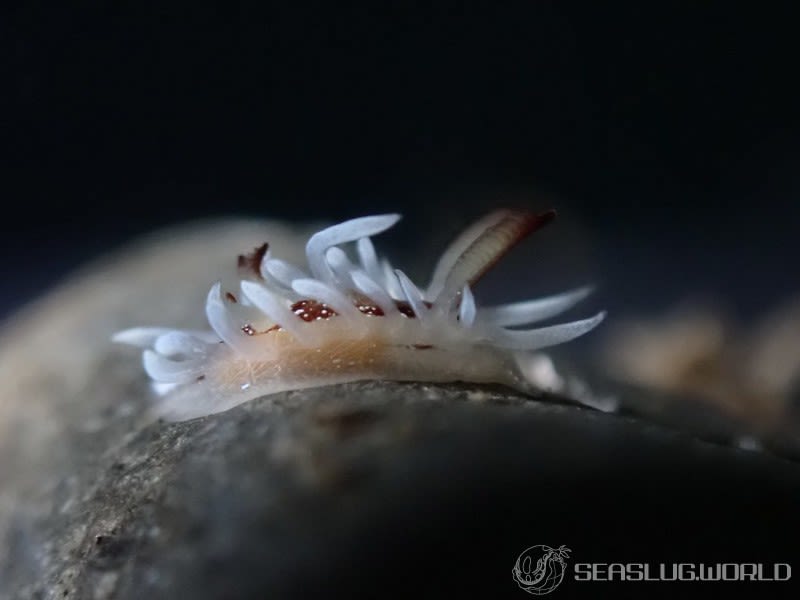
(114, 209, 605, 421)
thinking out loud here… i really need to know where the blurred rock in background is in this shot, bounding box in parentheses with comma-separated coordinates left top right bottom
(598, 298, 800, 451)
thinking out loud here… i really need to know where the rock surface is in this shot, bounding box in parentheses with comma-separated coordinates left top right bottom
(1, 219, 799, 599)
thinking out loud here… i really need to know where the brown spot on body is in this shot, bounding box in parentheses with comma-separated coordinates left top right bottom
(357, 303, 385, 316)
(291, 299, 338, 322)
(351, 292, 386, 316)
(240, 291, 437, 327)
(225, 292, 238, 303)
(394, 299, 433, 318)
(242, 323, 281, 336)
(237, 242, 269, 278)
(293, 296, 435, 319)
(395, 300, 415, 318)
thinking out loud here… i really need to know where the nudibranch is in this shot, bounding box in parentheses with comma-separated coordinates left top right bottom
(113, 209, 605, 421)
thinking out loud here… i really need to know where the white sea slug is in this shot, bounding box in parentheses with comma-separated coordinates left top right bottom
(113, 209, 606, 421)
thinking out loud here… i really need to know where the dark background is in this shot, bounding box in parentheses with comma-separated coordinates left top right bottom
(3, 3, 800, 321)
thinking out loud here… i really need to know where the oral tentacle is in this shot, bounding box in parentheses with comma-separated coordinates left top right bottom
(431, 209, 556, 304)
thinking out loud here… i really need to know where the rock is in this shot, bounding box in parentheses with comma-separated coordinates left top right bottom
(2, 219, 799, 599)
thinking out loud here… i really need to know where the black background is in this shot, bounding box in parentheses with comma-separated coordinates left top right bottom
(4, 3, 800, 320)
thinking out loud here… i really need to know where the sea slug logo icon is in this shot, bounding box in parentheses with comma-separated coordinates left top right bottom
(512, 545, 571, 595)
